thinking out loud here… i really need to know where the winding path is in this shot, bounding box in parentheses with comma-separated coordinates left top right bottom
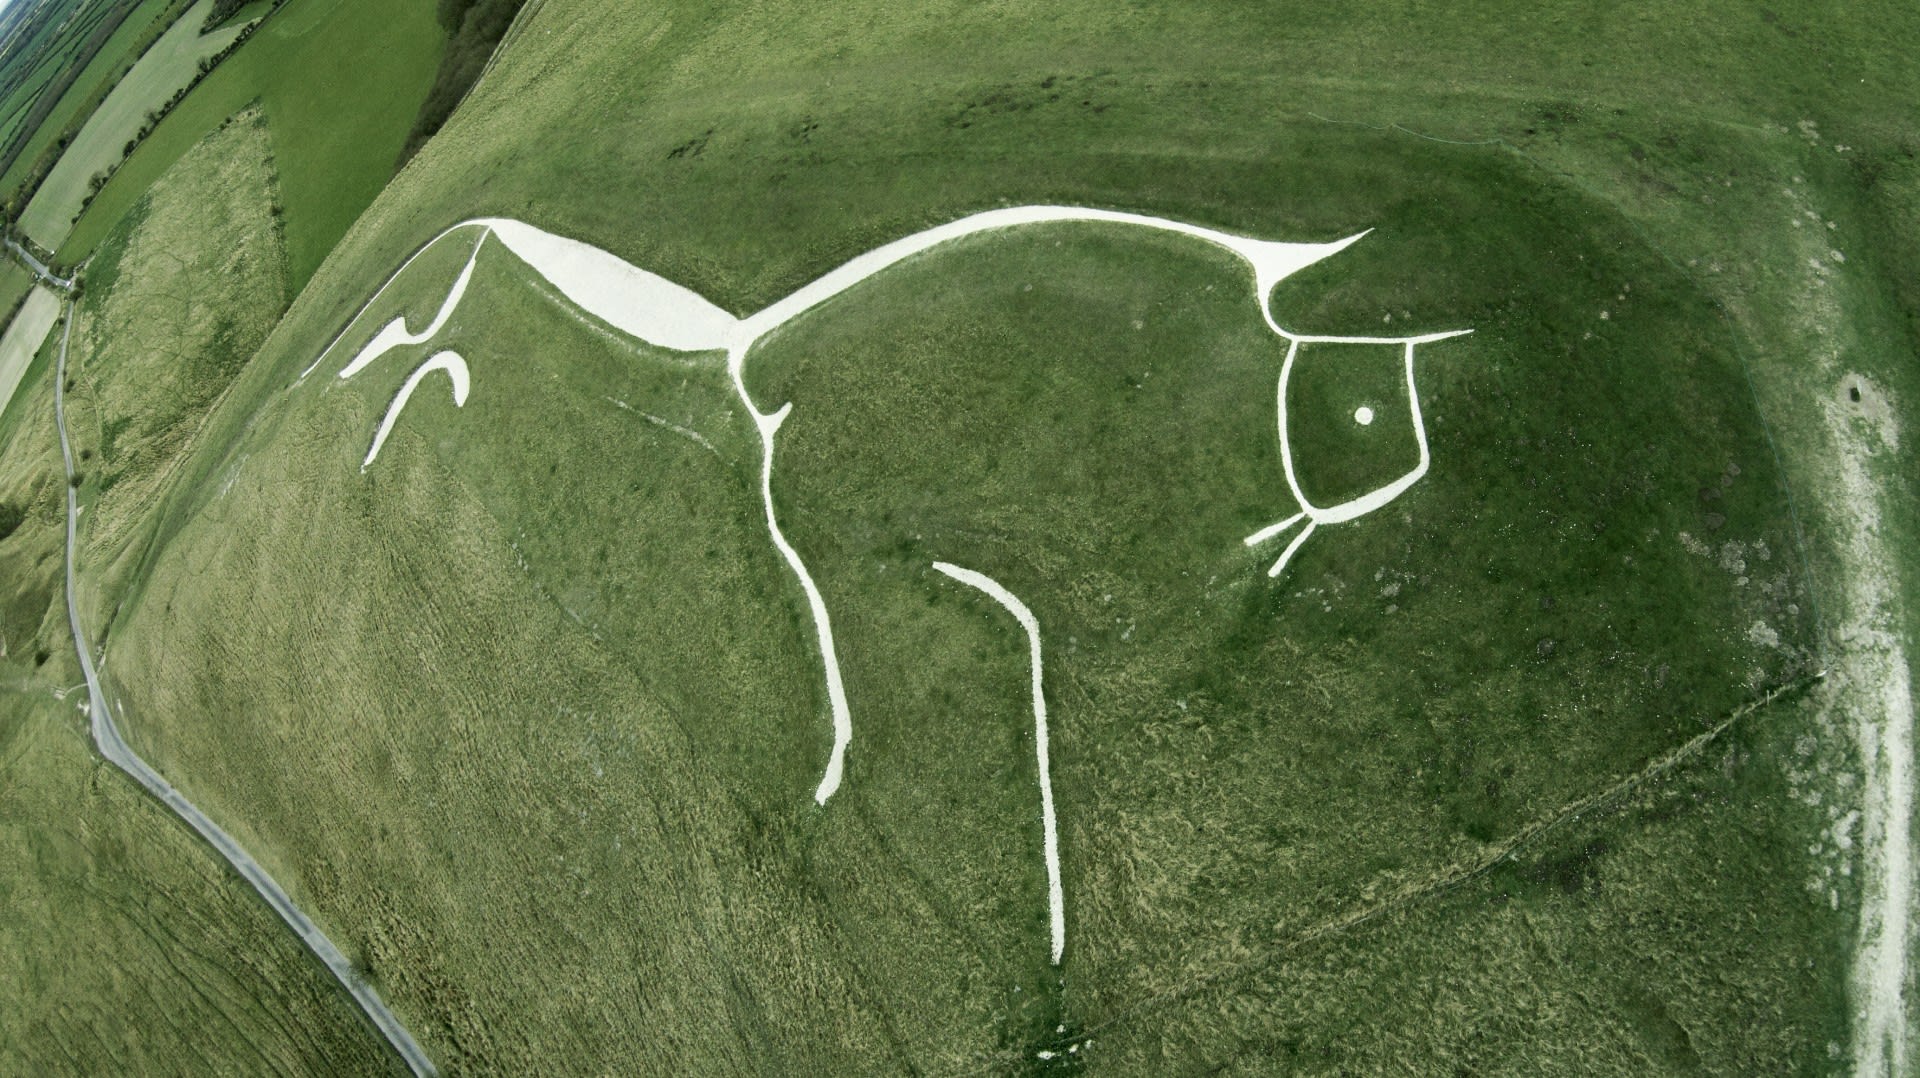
(53, 303, 436, 1076)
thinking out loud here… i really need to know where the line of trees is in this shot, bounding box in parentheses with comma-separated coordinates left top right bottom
(69, 4, 285, 225)
(395, 0, 529, 168)
(0, 0, 150, 178)
(2, 0, 198, 218)
(202, 0, 253, 33)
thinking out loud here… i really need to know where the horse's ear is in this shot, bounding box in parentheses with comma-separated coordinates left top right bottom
(1248, 229, 1370, 302)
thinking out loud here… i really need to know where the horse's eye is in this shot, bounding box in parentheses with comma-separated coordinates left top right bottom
(1281, 342, 1420, 511)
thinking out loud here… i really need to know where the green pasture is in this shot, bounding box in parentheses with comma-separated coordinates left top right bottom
(0, 0, 101, 117)
(0, 96, 370, 1077)
(0, 0, 181, 198)
(0, 0, 150, 174)
(19, 0, 251, 246)
(55, 0, 445, 288)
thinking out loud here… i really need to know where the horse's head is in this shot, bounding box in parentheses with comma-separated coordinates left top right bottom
(1235, 236, 1471, 578)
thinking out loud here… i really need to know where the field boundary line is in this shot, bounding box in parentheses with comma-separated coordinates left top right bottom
(996, 672, 1824, 1069)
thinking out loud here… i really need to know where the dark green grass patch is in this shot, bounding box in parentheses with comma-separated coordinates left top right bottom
(741, 150, 1814, 1045)
(1282, 340, 1419, 511)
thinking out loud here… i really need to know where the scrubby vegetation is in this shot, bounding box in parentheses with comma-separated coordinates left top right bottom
(201, 0, 269, 32)
(394, 0, 526, 167)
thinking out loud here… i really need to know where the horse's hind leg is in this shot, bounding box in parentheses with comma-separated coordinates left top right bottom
(300, 222, 492, 381)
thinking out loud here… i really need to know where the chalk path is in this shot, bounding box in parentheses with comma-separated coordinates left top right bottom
(933, 562, 1066, 965)
(55, 305, 437, 1076)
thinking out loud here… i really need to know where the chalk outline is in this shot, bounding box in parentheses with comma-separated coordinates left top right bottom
(304, 207, 1470, 808)
(362, 351, 470, 471)
(933, 562, 1065, 965)
(1242, 330, 1468, 578)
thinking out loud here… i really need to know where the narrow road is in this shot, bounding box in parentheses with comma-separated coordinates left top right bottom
(6, 236, 72, 290)
(53, 304, 436, 1077)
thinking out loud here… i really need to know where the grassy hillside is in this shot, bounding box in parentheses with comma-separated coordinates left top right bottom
(61, 105, 287, 636)
(0, 98, 401, 1077)
(25, 0, 1901, 1071)
(0, 0, 1913, 1072)
(0, 303, 67, 686)
(0, 695, 404, 1075)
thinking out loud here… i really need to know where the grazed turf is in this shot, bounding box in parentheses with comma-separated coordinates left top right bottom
(0, 694, 404, 1076)
(3, 0, 1915, 1072)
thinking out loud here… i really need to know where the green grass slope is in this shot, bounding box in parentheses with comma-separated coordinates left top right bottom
(40, 0, 1909, 1072)
(0, 696, 403, 1075)
(61, 104, 287, 638)
(0, 278, 388, 1078)
(1, 0, 1914, 1072)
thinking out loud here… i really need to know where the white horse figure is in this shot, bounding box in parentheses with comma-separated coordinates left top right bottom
(303, 209, 1469, 963)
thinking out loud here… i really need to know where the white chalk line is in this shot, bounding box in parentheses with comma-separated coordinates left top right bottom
(933, 562, 1065, 965)
(308, 208, 1469, 814)
(1244, 331, 1467, 575)
(362, 352, 470, 471)
(601, 397, 722, 457)
(301, 224, 491, 381)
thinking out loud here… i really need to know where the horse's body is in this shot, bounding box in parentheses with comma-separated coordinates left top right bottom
(303, 208, 1469, 963)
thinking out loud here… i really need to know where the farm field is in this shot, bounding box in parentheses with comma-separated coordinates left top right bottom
(54, 0, 444, 287)
(18, 0, 251, 246)
(0, 258, 33, 329)
(0, 0, 167, 186)
(0, 283, 60, 420)
(0, 0, 1914, 1074)
(0, 0, 180, 198)
(0, 0, 105, 141)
